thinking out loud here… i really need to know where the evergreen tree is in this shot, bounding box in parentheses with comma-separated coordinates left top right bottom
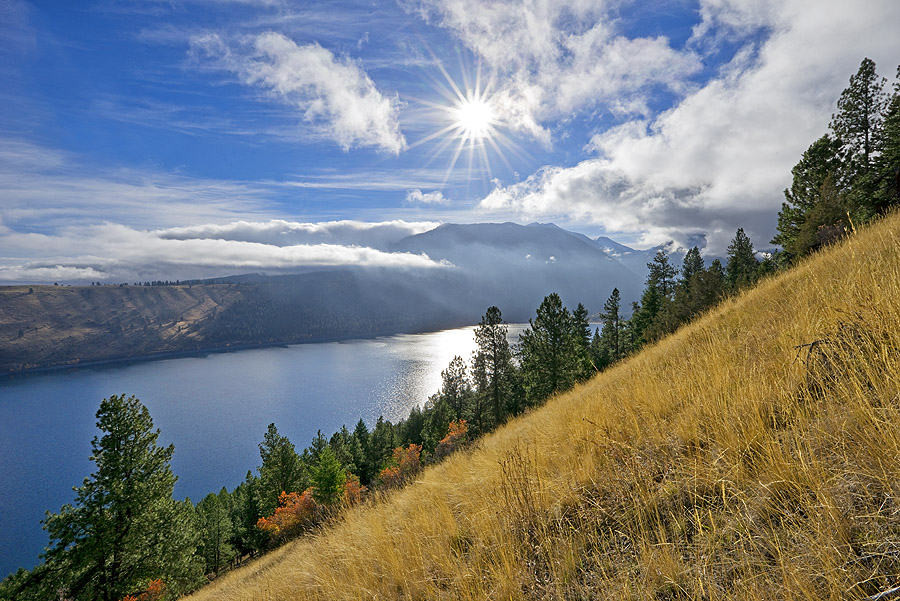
(772, 135, 843, 258)
(421, 394, 454, 452)
(472, 306, 515, 428)
(647, 250, 677, 298)
(352, 419, 372, 484)
(440, 355, 472, 420)
(258, 423, 305, 515)
(329, 426, 357, 475)
(230, 471, 266, 557)
(571, 302, 594, 380)
(679, 247, 704, 285)
(598, 288, 622, 363)
(401, 404, 426, 447)
(308, 429, 329, 463)
(831, 58, 888, 175)
(519, 293, 579, 404)
(831, 57, 889, 218)
(673, 247, 706, 322)
(368, 416, 396, 473)
(793, 175, 850, 251)
(196, 489, 236, 575)
(311, 447, 346, 507)
(725, 228, 759, 293)
(36, 394, 203, 601)
(876, 65, 900, 211)
(630, 276, 661, 345)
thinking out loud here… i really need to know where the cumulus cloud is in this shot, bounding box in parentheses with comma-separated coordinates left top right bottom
(0, 221, 449, 283)
(478, 0, 900, 251)
(406, 0, 702, 142)
(190, 32, 406, 153)
(405, 189, 448, 205)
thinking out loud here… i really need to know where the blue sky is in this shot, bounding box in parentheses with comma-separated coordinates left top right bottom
(1, 0, 899, 283)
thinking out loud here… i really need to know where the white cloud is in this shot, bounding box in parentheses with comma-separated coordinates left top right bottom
(0, 222, 449, 283)
(406, 0, 702, 142)
(158, 219, 439, 250)
(478, 0, 900, 251)
(190, 32, 406, 153)
(405, 189, 448, 205)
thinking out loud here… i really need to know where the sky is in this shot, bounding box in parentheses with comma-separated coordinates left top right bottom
(1, 0, 899, 283)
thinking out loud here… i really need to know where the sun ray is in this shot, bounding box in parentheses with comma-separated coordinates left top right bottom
(407, 49, 521, 190)
(442, 135, 469, 186)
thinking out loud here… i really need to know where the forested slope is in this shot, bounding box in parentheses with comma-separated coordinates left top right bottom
(186, 212, 900, 600)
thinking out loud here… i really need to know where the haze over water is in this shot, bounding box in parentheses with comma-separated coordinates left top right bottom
(0, 325, 526, 578)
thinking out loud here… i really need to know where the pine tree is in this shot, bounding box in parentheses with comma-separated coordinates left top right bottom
(311, 447, 346, 507)
(571, 302, 594, 380)
(329, 426, 357, 475)
(647, 250, 677, 298)
(421, 394, 454, 452)
(725, 228, 759, 293)
(352, 419, 371, 484)
(679, 247, 704, 285)
(472, 305, 514, 428)
(830, 57, 889, 218)
(368, 416, 396, 474)
(257, 423, 305, 515)
(230, 471, 266, 557)
(196, 489, 236, 575)
(876, 65, 900, 212)
(519, 293, 579, 404)
(401, 404, 426, 447)
(440, 355, 472, 420)
(673, 247, 706, 322)
(772, 135, 844, 257)
(598, 288, 621, 363)
(831, 58, 888, 172)
(37, 394, 203, 601)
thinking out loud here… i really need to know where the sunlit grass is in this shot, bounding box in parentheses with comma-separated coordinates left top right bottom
(187, 212, 900, 600)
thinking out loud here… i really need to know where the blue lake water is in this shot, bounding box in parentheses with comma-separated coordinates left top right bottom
(0, 325, 528, 578)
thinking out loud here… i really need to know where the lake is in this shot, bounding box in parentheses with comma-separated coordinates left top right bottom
(0, 324, 528, 578)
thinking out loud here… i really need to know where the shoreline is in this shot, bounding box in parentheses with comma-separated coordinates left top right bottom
(0, 323, 472, 380)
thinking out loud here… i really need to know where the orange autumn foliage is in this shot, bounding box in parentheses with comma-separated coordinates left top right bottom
(256, 489, 318, 539)
(378, 443, 421, 488)
(435, 419, 468, 460)
(119, 578, 166, 601)
(342, 473, 368, 506)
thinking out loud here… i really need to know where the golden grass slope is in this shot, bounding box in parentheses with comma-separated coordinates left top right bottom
(188, 214, 900, 600)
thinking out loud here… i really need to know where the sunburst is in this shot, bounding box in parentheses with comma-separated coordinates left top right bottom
(407, 59, 521, 188)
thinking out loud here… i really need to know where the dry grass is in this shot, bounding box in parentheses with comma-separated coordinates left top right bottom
(187, 213, 900, 601)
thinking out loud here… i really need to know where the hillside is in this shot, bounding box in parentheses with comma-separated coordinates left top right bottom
(186, 213, 900, 600)
(0, 270, 471, 373)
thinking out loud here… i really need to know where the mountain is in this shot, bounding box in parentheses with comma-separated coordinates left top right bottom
(182, 211, 900, 601)
(391, 221, 643, 320)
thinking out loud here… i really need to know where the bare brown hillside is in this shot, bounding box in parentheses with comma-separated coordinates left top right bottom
(0, 284, 246, 372)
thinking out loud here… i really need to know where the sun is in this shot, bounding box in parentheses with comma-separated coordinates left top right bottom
(453, 94, 496, 143)
(407, 59, 522, 187)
